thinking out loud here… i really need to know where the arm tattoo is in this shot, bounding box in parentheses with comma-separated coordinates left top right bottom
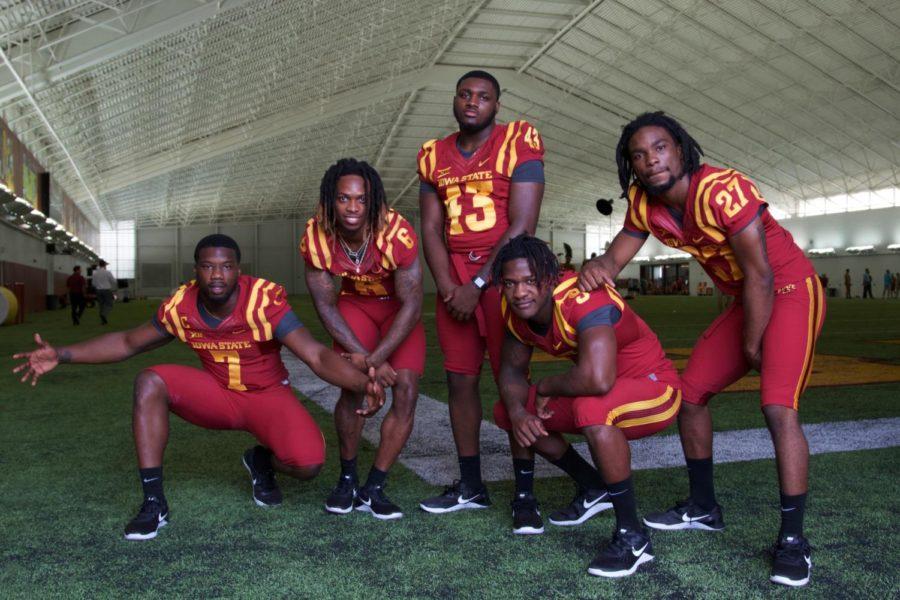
(305, 268, 368, 355)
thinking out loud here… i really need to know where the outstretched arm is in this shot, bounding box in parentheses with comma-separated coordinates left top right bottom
(279, 326, 384, 416)
(12, 322, 172, 386)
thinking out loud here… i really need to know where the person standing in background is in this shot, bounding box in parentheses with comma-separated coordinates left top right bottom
(862, 268, 873, 299)
(882, 270, 891, 298)
(844, 269, 851, 299)
(66, 266, 87, 325)
(92, 260, 118, 324)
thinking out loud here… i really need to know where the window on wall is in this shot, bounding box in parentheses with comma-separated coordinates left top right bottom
(796, 187, 899, 217)
(99, 220, 135, 279)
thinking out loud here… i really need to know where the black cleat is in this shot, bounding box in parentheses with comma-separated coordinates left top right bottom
(242, 446, 282, 507)
(587, 528, 654, 578)
(419, 480, 491, 514)
(355, 484, 403, 520)
(324, 474, 357, 515)
(642, 499, 724, 531)
(124, 496, 169, 541)
(511, 492, 544, 535)
(770, 535, 812, 587)
(549, 486, 612, 527)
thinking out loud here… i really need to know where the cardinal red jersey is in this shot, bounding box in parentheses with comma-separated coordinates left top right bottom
(155, 275, 291, 391)
(623, 164, 814, 295)
(417, 121, 544, 255)
(502, 277, 675, 381)
(299, 209, 418, 298)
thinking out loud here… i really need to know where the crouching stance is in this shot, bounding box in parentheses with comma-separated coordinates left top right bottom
(493, 235, 681, 577)
(302, 159, 425, 520)
(13, 235, 383, 540)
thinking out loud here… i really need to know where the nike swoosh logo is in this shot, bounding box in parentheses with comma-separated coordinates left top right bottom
(478, 159, 490, 167)
(692, 236, 704, 243)
(359, 497, 372, 506)
(582, 497, 604, 509)
(142, 478, 158, 483)
(458, 495, 480, 504)
(520, 470, 533, 475)
(804, 556, 812, 566)
(631, 542, 649, 557)
(682, 512, 710, 522)
(781, 507, 796, 512)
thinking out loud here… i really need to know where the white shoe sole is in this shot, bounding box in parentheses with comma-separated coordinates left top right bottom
(587, 552, 654, 578)
(419, 501, 490, 514)
(513, 525, 544, 535)
(355, 504, 403, 520)
(549, 502, 613, 526)
(124, 519, 167, 541)
(770, 574, 810, 587)
(642, 518, 722, 531)
(324, 503, 354, 515)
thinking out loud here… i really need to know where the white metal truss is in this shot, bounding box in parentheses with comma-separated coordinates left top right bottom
(0, 0, 896, 230)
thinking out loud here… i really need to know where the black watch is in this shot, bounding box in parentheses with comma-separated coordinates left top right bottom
(471, 275, 488, 290)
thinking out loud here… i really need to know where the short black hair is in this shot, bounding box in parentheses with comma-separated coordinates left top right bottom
(456, 70, 501, 99)
(491, 234, 559, 287)
(73, 266, 81, 272)
(194, 234, 241, 263)
(615, 111, 703, 197)
(318, 158, 387, 238)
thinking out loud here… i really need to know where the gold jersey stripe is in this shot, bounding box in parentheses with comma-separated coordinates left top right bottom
(255, 281, 277, 341)
(616, 390, 682, 430)
(419, 139, 438, 181)
(165, 284, 191, 342)
(495, 122, 517, 174)
(604, 283, 625, 312)
(501, 296, 528, 344)
(246, 278, 267, 342)
(506, 121, 524, 177)
(314, 221, 332, 270)
(605, 385, 674, 425)
(693, 169, 736, 243)
(304, 221, 323, 270)
(382, 211, 404, 269)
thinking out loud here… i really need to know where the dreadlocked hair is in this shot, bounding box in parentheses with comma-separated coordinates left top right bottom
(491, 234, 559, 288)
(615, 111, 703, 197)
(317, 158, 387, 238)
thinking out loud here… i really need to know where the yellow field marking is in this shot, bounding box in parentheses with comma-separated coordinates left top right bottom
(530, 347, 900, 390)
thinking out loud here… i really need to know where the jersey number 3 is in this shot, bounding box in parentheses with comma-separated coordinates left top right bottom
(445, 180, 496, 235)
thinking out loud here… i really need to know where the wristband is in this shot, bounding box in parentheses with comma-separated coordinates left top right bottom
(471, 275, 488, 290)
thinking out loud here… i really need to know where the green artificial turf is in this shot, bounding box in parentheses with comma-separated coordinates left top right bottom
(1, 296, 898, 598)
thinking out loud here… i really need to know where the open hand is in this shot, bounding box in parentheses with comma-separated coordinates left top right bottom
(12, 333, 59, 386)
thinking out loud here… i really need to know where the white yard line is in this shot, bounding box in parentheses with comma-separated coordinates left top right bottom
(282, 351, 900, 485)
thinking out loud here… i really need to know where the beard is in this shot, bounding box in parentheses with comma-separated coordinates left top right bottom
(454, 105, 498, 134)
(643, 173, 678, 196)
